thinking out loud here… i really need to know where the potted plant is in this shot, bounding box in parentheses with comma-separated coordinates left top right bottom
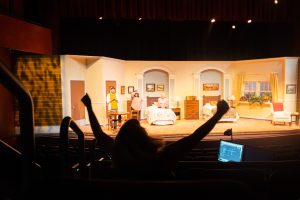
(248, 95, 264, 105)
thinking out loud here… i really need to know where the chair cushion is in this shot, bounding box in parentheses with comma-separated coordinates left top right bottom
(273, 103, 284, 111)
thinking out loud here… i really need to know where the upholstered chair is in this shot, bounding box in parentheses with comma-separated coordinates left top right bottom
(271, 102, 291, 125)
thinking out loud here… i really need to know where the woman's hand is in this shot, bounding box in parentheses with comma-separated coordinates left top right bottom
(216, 100, 229, 116)
(81, 93, 92, 107)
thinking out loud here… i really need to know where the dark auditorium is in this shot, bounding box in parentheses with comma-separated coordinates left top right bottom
(1, 0, 300, 199)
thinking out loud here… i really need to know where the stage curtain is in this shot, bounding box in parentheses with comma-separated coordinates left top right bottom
(235, 74, 244, 101)
(270, 72, 279, 102)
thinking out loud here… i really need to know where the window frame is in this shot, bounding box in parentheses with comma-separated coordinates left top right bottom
(243, 81, 271, 100)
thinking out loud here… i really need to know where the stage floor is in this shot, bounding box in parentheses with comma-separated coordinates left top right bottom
(80, 118, 300, 141)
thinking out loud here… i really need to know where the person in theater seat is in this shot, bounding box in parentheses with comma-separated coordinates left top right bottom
(81, 93, 229, 177)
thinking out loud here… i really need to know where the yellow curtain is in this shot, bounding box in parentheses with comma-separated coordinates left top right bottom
(270, 72, 279, 102)
(235, 74, 244, 101)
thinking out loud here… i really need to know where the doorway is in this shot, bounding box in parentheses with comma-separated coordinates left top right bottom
(70, 80, 85, 120)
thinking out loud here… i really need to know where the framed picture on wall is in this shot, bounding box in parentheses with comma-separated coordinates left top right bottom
(157, 84, 164, 91)
(203, 83, 219, 91)
(120, 86, 125, 94)
(286, 84, 296, 94)
(128, 86, 134, 94)
(146, 83, 155, 92)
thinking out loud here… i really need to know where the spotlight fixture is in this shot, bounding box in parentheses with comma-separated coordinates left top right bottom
(98, 16, 103, 20)
(247, 19, 252, 23)
(274, 0, 278, 4)
(232, 25, 236, 29)
(138, 17, 142, 21)
(211, 18, 216, 23)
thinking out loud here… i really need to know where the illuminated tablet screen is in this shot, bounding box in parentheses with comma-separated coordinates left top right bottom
(218, 140, 244, 162)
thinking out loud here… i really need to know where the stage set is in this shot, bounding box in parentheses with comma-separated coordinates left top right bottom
(80, 117, 300, 142)
(12, 55, 300, 142)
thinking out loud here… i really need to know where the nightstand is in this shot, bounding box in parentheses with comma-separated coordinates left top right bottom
(172, 107, 181, 120)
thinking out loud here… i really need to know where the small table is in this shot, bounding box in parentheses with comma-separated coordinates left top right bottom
(291, 112, 299, 126)
(107, 111, 129, 130)
(172, 108, 181, 120)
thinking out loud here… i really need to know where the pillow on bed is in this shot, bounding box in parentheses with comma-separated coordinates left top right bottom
(210, 101, 218, 106)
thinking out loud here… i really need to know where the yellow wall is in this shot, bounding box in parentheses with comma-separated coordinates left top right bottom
(61, 55, 88, 122)
(124, 61, 231, 95)
(232, 58, 284, 100)
(86, 57, 126, 124)
(15, 56, 62, 130)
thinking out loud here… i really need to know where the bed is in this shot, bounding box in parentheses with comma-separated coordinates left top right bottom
(145, 96, 176, 125)
(202, 95, 239, 122)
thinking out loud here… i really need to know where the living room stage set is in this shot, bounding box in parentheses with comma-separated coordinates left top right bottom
(14, 55, 299, 133)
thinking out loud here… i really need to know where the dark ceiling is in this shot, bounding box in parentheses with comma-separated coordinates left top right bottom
(21, 0, 300, 60)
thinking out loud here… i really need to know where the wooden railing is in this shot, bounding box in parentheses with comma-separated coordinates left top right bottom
(0, 60, 35, 193)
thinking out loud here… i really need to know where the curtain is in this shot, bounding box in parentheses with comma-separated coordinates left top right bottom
(235, 74, 244, 101)
(270, 72, 279, 102)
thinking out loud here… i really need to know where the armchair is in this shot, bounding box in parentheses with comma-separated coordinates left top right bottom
(270, 102, 291, 125)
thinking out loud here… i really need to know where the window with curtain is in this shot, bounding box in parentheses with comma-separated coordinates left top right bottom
(243, 81, 272, 101)
(259, 81, 272, 101)
(244, 81, 256, 99)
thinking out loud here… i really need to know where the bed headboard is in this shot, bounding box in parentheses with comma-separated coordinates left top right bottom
(203, 95, 221, 105)
(147, 96, 159, 107)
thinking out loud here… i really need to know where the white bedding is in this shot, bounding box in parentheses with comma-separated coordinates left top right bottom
(203, 103, 217, 118)
(145, 106, 176, 125)
(202, 103, 239, 122)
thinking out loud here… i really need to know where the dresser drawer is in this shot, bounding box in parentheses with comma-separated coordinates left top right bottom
(184, 100, 199, 119)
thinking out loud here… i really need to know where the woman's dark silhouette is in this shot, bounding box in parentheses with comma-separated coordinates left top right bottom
(81, 93, 229, 175)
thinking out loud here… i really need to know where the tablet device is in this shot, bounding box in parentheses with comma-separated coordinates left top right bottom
(218, 140, 244, 162)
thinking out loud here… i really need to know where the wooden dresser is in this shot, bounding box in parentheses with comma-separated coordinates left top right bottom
(184, 100, 199, 119)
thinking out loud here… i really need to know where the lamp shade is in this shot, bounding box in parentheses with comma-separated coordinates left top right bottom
(230, 95, 235, 100)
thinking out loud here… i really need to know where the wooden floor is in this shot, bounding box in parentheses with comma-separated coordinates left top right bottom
(80, 118, 300, 141)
